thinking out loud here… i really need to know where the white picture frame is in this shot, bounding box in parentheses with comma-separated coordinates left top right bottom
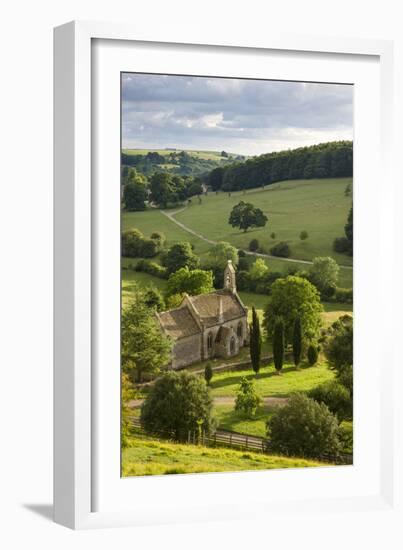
(54, 20, 397, 530)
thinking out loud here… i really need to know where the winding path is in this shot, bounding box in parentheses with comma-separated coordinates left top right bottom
(128, 396, 288, 409)
(160, 207, 353, 270)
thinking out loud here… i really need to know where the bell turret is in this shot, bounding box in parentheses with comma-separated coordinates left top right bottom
(223, 260, 236, 293)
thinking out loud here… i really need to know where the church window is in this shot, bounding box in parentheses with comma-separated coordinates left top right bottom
(237, 322, 243, 339)
(207, 332, 213, 350)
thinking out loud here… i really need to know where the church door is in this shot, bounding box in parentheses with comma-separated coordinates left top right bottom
(230, 336, 236, 355)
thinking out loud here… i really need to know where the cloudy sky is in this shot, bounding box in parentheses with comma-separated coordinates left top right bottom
(122, 73, 353, 156)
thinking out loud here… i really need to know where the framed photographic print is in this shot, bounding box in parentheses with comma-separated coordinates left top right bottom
(54, 21, 396, 529)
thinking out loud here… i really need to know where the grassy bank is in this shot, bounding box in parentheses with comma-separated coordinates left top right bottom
(122, 434, 326, 476)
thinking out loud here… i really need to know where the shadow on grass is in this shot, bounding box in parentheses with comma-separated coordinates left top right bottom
(210, 361, 315, 393)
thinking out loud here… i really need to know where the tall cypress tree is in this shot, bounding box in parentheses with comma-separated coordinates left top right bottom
(249, 306, 261, 375)
(273, 318, 285, 375)
(292, 317, 302, 369)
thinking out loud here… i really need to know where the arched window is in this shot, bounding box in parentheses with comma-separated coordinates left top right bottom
(207, 332, 213, 350)
(230, 337, 236, 355)
(237, 322, 243, 339)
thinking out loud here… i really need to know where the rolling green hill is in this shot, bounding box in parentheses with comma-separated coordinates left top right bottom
(121, 148, 245, 177)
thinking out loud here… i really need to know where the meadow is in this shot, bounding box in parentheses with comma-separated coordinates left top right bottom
(122, 177, 353, 288)
(209, 360, 335, 398)
(122, 433, 325, 476)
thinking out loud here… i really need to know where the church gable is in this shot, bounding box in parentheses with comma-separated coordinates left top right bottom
(157, 306, 201, 339)
(188, 290, 245, 327)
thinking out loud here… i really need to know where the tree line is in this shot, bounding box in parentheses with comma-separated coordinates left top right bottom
(208, 141, 353, 192)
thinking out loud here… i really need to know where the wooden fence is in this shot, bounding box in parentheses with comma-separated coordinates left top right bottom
(129, 417, 352, 465)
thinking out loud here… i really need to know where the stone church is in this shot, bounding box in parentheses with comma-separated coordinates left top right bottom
(156, 260, 249, 369)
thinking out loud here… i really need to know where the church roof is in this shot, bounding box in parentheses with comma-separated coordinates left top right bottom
(158, 307, 201, 339)
(188, 290, 245, 328)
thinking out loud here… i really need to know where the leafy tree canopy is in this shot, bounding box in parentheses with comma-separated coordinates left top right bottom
(235, 377, 261, 417)
(163, 242, 200, 274)
(166, 267, 214, 298)
(228, 201, 268, 232)
(309, 256, 340, 294)
(121, 286, 172, 383)
(141, 371, 216, 440)
(323, 314, 353, 375)
(263, 276, 323, 345)
(205, 241, 239, 270)
(267, 393, 342, 458)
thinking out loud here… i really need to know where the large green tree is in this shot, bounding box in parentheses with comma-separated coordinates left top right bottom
(141, 371, 216, 440)
(163, 242, 200, 275)
(166, 267, 214, 297)
(249, 306, 262, 375)
(263, 276, 323, 345)
(228, 201, 268, 232)
(123, 182, 148, 211)
(121, 288, 172, 383)
(149, 172, 174, 207)
(267, 393, 341, 458)
(323, 314, 353, 376)
(309, 256, 340, 296)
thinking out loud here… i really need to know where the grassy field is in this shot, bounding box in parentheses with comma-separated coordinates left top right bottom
(209, 360, 335, 398)
(214, 404, 275, 438)
(121, 177, 353, 288)
(175, 178, 353, 266)
(122, 433, 325, 476)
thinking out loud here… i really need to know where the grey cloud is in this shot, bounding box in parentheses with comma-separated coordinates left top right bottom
(122, 73, 353, 154)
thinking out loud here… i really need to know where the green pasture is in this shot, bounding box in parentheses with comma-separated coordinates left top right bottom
(209, 360, 335, 399)
(175, 178, 352, 265)
(122, 434, 325, 476)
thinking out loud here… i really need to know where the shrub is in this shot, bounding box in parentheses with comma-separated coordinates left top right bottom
(270, 232, 276, 239)
(238, 257, 249, 272)
(204, 363, 213, 385)
(135, 259, 168, 279)
(141, 371, 216, 440)
(309, 381, 352, 420)
(143, 287, 165, 311)
(236, 271, 251, 291)
(333, 236, 350, 254)
(238, 249, 246, 258)
(300, 230, 308, 240)
(141, 238, 159, 258)
(307, 344, 319, 365)
(249, 238, 259, 252)
(122, 228, 145, 257)
(334, 287, 353, 304)
(337, 364, 353, 396)
(267, 393, 342, 458)
(235, 377, 261, 417)
(270, 241, 291, 258)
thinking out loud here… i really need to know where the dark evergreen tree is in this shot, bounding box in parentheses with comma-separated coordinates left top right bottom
(292, 317, 302, 368)
(249, 306, 262, 375)
(204, 363, 213, 386)
(273, 318, 285, 374)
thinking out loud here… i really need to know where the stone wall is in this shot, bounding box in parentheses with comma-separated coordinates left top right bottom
(171, 333, 202, 369)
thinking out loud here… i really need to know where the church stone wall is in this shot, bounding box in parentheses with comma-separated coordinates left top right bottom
(203, 316, 249, 360)
(171, 333, 202, 369)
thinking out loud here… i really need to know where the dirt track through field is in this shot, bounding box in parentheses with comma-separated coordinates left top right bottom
(160, 207, 353, 270)
(128, 396, 288, 409)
